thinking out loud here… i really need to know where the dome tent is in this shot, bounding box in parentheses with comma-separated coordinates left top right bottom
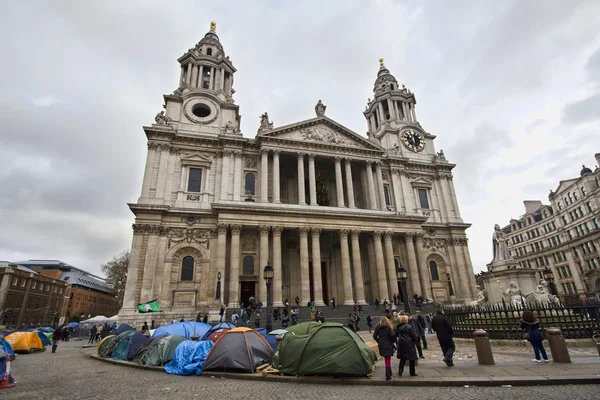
(201, 322, 235, 340)
(274, 322, 376, 377)
(202, 327, 273, 373)
(131, 334, 168, 362)
(153, 322, 211, 339)
(97, 335, 116, 357)
(110, 331, 149, 361)
(5, 332, 44, 353)
(136, 335, 188, 367)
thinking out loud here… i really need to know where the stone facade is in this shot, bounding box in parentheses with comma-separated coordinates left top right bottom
(498, 157, 600, 302)
(119, 23, 476, 324)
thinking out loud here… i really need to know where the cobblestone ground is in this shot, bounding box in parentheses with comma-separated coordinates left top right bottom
(3, 340, 599, 400)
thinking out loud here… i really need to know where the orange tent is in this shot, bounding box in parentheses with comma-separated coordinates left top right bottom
(5, 332, 43, 353)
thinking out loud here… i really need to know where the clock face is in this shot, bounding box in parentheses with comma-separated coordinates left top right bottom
(401, 130, 425, 152)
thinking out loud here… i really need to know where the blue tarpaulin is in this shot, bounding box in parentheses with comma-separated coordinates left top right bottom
(153, 322, 211, 339)
(0, 338, 15, 360)
(165, 340, 213, 375)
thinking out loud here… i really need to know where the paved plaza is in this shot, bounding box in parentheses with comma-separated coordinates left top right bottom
(3, 338, 600, 400)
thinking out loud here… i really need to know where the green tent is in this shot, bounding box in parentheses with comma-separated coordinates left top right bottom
(285, 321, 324, 335)
(274, 322, 376, 377)
(98, 335, 116, 357)
(137, 334, 188, 367)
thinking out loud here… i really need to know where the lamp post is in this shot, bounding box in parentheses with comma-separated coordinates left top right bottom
(396, 266, 411, 315)
(215, 271, 222, 301)
(542, 267, 558, 296)
(263, 262, 274, 332)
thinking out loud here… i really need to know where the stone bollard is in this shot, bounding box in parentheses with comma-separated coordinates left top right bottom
(473, 329, 495, 365)
(546, 327, 571, 363)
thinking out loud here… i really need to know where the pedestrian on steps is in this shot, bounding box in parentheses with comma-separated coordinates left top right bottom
(373, 316, 396, 381)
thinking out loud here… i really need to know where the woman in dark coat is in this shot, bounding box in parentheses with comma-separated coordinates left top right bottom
(373, 316, 396, 380)
(396, 315, 419, 376)
(520, 310, 549, 362)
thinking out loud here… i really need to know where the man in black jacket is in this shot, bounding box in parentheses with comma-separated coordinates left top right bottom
(431, 310, 455, 367)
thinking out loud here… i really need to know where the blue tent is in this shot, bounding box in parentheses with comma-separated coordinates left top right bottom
(111, 331, 149, 361)
(255, 328, 267, 338)
(0, 338, 15, 361)
(67, 322, 80, 329)
(38, 327, 54, 333)
(201, 322, 236, 340)
(111, 324, 135, 335)
(153, 322, 211, 339)
(165, 340, 213, 375)
(265, 329, 287, 351)
(36, 331, 51, 346)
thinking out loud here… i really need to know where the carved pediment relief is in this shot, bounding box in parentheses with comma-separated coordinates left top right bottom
(276, 125, 352, 146)
(180, 153, 213, 166)
(409, 176, 433, 188)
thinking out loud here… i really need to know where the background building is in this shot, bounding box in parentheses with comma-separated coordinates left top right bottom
(497, 155, 600, 302)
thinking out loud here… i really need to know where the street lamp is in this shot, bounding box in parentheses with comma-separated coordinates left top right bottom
(215, 271, 222, 301)
(263, 262, 274, 332)
(396, 265, 411, 315)
(542, 267, 558, 296)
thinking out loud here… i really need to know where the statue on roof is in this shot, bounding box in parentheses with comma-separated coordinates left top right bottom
(259, 112, 273, 132)
(315, 100, 326, 117)
(155, 110, 172, 126)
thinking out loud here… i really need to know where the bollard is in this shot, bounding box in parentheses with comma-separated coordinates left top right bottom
(473, 329, 495, 365)
(546, 327, 571, 363)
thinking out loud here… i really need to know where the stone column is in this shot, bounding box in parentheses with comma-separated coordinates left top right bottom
(394, 101, 400, 120)
(308, 154, 317, 205)
(460, 239, 477, 298)
(366, 161, 378, 210)
(260, 149, 269, 202)
(383, 231, 398, 300)
(387, 98, 395, 119)
(415, 234, 433, 300)
(392, 169, 406, 212)
(258, 225, 270, 302)
(446, 241, 464, 299)
(373, 231, 389, 302)
(565, 249, 585, 294)
(345, 159, 356, 208)
(434, 177, 449, 220)
(340, 229, 354, 305)
(376, 162, 387, 210)
(121, 225, 146, 311)
(400, 170, 415, 212)
(191, 65, 198, 88)
(272, 150, 281, 203)
(186, 62, 192, 84)
(140, 227, 160, 303)
(297, 153, 306, 205)
(227, 225, 241, 308)
(233, 152, 242, 201)
(220, 150, 230, 201)
(378, 102, 386, 122)
(351, 230, 366, 305)
(405, 233, 422, 297)
(154, 145, 171, 201)
(335, 157, 345, 207)
(140, 143, 157, 200)
(311, 228, 325, 306)
(411, 104, 417, 122)
(198, 65, 203, 87)
(367, 237, 379, 301)
(220, 67, 225, 91)
(216, 224, 228, 303)
(299, 227, 310, 303)
(450, 238, 470, 300)
(210, 67, 215, 89)
(447, 176, 462, 219)
(272, 226, 283, 307)
(179, 66, 185, 86)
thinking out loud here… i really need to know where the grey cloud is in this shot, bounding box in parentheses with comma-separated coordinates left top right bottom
(562, 92, 600, 124)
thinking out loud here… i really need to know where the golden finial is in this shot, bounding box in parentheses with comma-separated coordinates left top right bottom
(379, 58, 384, 67)
(210, 21, 216, 32)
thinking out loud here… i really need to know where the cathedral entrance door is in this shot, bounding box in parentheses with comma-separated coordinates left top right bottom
(240, 282, 255, 307)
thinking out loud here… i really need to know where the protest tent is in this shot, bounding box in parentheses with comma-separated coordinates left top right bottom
(110, 324, 134, 336)
(203, 328, 230, 343)
(35, 331, 51, 346)
(137, 334, 188, 367)
(5, 331, 44, 353)
(265, 329, 287, 351)
(110, 331, 149, 361)
(0, 338, 14, 361)
(97, 335, 116, 357)
(131, 334, 168, 362)
(152, 322, 211, 339)
(202, 327, 273, 373)
(201, 322, 235, 341)
(165, 340, 213, 375)
(274, 322, 376, 377)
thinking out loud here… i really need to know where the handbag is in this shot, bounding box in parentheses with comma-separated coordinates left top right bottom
(522, 326, 531, 340)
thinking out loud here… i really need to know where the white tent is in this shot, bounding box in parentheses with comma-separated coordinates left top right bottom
(106, 315, 119, 323)
(80, 315, 108, 329)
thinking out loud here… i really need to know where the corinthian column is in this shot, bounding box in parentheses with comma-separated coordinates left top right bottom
(297, 153, 306, 205)
(258, 225, 270, 301)
(373, 231, 389, 302)
(335, 157, 345, 207)
(311, 228, 325, 306)
(308, 154, 317, 205)
(228, 225, 241, 308)
(404, 233, 422, 297)
(383, 231, 398, 301)
(299, 227, 310, 303)
(121, 225, 145, 311)
(272, 226, 283, 307)
(366, 161, 377, 210)
(340, 229, 354, 305)
(140, 228, 159, 303)
(216, 224, 228, 303)
(345, 159, 356, 208)
(376, 162, 387, 210)
(260, 149, 269, 202)
(415, 234, 432, 300)
(272, 150, 281, 203)
(351, 230, 366, 305)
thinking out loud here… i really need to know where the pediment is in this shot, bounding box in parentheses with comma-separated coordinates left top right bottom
(180, 153, 213, 165)
(259, 116, 383, 152)
(409, 176, 432, 187)
(553, 178, 578, 195)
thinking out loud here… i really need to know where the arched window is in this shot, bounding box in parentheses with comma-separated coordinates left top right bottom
(206, 48, 212, 56)
(390, 84, 394, 90)
(429, 260, 439, 281)
(181, 256, 194, 281)
(243, 255, 254, 276)
(245, 173, 256, 196)
(384, 185, 391, 206)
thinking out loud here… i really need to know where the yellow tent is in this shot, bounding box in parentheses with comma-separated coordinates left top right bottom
(6, 332, 43, 353)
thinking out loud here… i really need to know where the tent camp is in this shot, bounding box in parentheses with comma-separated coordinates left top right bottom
(201, 322, 235, 341)
(0, 338, 15, 361)
(97, 335, 116, 357)
(80, 315, 107, 329)
(102, 331, 134, 358)
(153, 322, 211, 339)
(5, 331, 44, 353)
(131, 334, 168, 362)
(204, 328, 230, 343)
(165, 340, 213, 376)
(35, 331, 51, 346)
(110, 331, 148, 361)
(286, 321, 324, 335)
(274, 322, 376, 377)
(202, 327, 273, 373)
(136, 335, 187, 367)
(110, 324, 134, 336)
(265, 329, 287, 351)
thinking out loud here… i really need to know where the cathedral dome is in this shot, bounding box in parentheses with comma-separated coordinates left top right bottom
(373, 58, 398, 94)
(580, 164, 593, 176)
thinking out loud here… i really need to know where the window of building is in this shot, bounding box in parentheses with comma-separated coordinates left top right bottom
(418, 189, 429, 209)
(581, 186, 587, 196)
(558, 201, 562, 210)
(21, 279, 26, 287)
(245, 173, 256, 196)
(180, 256, 194, 281)
(187, 168, 202, 192)
(12, 278, 18, 286)
(32, 281, 36, 289)
(242, 255, 255, 275)
(383, 185, 391, 206)
(206, 48, 212, 56)
(59, 288, 63, 294)
(429, 261, 439, 281)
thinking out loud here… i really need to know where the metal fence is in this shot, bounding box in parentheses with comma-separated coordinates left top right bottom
(443, 299, 600, 340)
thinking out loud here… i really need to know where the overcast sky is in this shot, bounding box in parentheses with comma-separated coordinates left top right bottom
(1, 1, 599, 278)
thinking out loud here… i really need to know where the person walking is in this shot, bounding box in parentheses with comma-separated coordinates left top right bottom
(203, 313, 209, 324)
(426, 313, 433, 334)
(95, 324, 102, 342)
(281, 314, 289, 329)
(409, 314, 425, 358)
(431, 310, 455, 367)
(88, 325, 97, 344)
(373, 316, 396, 381)
(375, 298, 380, 310)
(396, 315, 419, 376)
(141, 321, 149, 335)
(347, 313, 356, 332)
(354, 312, 361, 332)
(51, 327, 62, 353)
(357, 304, 364, 318)
(331, 297, 336, 311)
(521, 310, 549, 363)
(219, 306, 225, 322)
(310, 302, 316, 321)
(415, 311, 427, 349)
(366, 315, 373, 333)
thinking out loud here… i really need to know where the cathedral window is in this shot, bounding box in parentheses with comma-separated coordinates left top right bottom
(187, 168, 202, 192)
(429, 261, 439, 281)
(383, 185, 391, 206)
(245, 173, 256, 196)
(243, 255, 254, 276)
(181, 256, 194, 281)
(382, 101, 391, 120)
(206, 48, 212, 56)
(202, 69, 211, 89)
(390, 84, 394, 90)
(418, 189, 429, 209)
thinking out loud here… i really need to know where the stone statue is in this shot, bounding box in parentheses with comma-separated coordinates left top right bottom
(155, 110, 172, 125)
(526, 280, 561, 307)
(469, 285, 487, 307)
(505, 281, 524, 308)
(224, 120, 239, 133)
(436, 150, 446, 160)
(315, 100, 326, 117)
(492, 224, 508, 262)
(258, 112, 273, 132)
